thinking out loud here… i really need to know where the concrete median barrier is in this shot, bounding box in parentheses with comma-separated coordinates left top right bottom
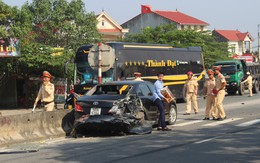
(0, 109, 71, 147)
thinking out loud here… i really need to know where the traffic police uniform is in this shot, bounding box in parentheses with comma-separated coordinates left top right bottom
(212, 66, 226, 120)
(34, 71, 55, 111)
(203, 70, 216, 119)
(242, 72, 253, 97)
(133, 72, 144, 81)
(184, 71, 199, 114)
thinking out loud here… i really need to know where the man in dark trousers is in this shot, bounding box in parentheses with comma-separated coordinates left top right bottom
(153, 72, 172, 131)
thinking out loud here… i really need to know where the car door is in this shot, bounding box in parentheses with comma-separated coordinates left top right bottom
(137, 83, 158, 121)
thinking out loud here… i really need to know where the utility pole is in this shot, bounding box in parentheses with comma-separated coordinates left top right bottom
(98, 43, 102, 84)
(258, 24, 260, 61)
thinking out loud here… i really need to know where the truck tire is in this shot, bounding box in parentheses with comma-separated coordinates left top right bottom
(238, 83, 245, 95)
(252, 80, 259, 94)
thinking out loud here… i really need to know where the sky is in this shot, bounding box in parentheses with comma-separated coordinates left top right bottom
(2, 0, 260, 50)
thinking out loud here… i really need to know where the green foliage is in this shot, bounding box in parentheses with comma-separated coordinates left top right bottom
(124, 24, 230, 67)
(0, 0, 101, 78)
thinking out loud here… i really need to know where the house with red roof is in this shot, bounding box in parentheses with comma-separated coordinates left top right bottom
(121, 5, 209, 35)
(96, 10, 129, 41)
(213, 29, 254, 56)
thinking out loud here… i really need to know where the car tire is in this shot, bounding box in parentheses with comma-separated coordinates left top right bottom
(167, 104, 177, 125)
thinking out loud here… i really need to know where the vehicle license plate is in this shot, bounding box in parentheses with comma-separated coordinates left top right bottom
(90, 108, 101, 115)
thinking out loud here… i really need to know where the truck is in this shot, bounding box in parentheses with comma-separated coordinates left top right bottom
(214, 59, 260, 95)
(71, 42, 206, 101)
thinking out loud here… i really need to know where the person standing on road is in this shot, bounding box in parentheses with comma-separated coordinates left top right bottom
(203, 69, 216, 120)
(153, 72, 171, 131)
(212, 66, 227, 120)
(133, 72, 143, 81)
(34, 71, 55, 111)
(242, 72, 253, 97)
(183, 71, 199, 115)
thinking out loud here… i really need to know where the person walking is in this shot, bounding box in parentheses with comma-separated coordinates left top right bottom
(133, 72, 143, 81)
(203, 69, 216, 120)
(212, 66, 227, 120)
(242, 72, 253, 97)
(183, 71, 199, 115)
(34, 71, 55, 111)
(153, 72, 171, 131)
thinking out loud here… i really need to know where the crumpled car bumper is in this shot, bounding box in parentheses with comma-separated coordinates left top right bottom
(73, 114, 153, 135)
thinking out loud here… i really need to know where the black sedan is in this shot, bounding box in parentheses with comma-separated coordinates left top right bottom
(62, 80, 177, 137)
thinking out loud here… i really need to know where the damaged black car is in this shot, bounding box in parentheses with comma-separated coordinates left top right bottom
(62, 80, 177, 137)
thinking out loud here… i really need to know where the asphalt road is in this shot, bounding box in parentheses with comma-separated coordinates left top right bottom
(1, 92, 260, 163)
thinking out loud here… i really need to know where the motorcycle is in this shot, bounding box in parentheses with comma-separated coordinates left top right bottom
(64, 89, 80, 109)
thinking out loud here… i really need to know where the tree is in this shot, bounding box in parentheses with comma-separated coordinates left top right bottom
(123, 24, 230, 67)
(0, 0, 101, 78)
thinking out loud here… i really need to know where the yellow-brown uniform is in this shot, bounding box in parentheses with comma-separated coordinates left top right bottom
(35, 82, 55, 111)
(212, 73, 226, 119)
(243, 75, 253, 96)
(204, 78, 216, 118)
(184, 77, 198, 114)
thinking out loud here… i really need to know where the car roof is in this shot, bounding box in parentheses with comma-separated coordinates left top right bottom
(95, 80, 152, 86)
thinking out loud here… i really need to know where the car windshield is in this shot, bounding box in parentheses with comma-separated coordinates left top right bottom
(87, 84, 132, 96)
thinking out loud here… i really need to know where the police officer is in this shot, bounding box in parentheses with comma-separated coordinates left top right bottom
(133, 72, 143, 81)
(203, 69, 216, 120)
(212, 66, 227, 120)
(183, 71, 199, 115)
(242, 72, 253, 97)
(34, 71, 55, 111)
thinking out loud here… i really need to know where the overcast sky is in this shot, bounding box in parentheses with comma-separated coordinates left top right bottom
(3, 0, 260, 50)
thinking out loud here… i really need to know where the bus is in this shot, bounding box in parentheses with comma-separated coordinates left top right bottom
(72, 42, 205, 100)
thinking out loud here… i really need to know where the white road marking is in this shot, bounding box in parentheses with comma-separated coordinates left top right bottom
(175, 120, 204, 126)
(236, 119, 260, 127)
(202, 118, 243, 126)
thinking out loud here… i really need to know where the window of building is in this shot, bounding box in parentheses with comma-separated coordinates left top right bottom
(200, 26, 204, 31)
(102, 21, 105, 26)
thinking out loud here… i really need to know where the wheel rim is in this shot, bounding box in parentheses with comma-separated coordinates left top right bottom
(169, 106, 177, 123)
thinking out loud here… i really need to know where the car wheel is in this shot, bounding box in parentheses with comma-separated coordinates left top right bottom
(168, 104, 177, 125)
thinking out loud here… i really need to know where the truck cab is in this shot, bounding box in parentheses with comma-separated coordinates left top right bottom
(214, 59, 260, 95)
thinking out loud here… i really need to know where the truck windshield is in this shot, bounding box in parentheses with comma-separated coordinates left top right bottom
(220, 65, 236, 75)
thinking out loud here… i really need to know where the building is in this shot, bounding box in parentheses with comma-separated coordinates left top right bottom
(96, 10, 129, 41)
(121, 5, 209, 35)
(213, 29, 254, 56)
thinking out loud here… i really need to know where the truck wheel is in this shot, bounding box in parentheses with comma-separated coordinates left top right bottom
(238, 83, 245, 95)
(252, 80, 259, 94)
(167, 104, 177, 125)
